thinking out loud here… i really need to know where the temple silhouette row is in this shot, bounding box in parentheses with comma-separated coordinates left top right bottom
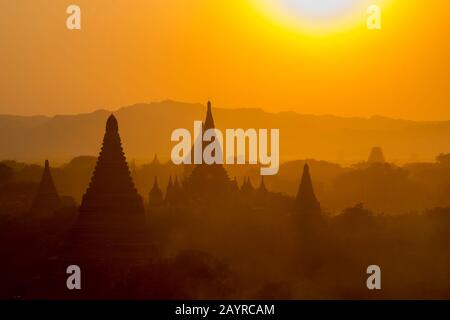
(8, 103, 449, 300)
(29, 102, 321, 261)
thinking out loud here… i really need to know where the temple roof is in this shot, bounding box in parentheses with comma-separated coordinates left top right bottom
(296, 164, 321, 215)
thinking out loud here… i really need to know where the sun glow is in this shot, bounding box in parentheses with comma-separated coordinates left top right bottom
(251, 0, 383, 34)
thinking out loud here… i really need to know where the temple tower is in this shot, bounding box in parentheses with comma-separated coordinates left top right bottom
(69, 114, 146, 262)
(30, 160, 62, 216)
(164, 176, 175, 205)
(78, 115, 144, 220)
(64, 115, 149, 289)
(164, 176, 185, 206)
(241, 177, 255, 193)
(368, 146, 386, 164)
(184, 101, 231, 201)
(258, 177, 268, 193)
(148, 177, 163, 207)
(231, 176, 239, 192)
(296, 164, 321, 216)
(151, 153, 160, 166)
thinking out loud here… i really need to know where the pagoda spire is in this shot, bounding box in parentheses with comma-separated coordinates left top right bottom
(165, 176, 174, 204)
(185, 101, 217, 165)
(241, 177, 247, 190)
(174, 176, 180, 189)
(204, 100, 215, 130)
(78, 114, 144, 220)
(184, 101, 231, 201)
(257, 176, 268, 194)
(231, 176, 239, 191)
(240, 176, 255, 194)
(152, 153, 160, 165)
(153, 176, 160, 189)
(247, 176, 254, 190)
(173, 175, 184, 204)
(148, 176, 163, 207)
(30, 160, 62, 216)
(167, 176, 173, 189)
(296, 164, 321, 215)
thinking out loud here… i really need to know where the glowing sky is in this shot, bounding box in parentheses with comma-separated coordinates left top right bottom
(252, 0, 372, 33)
(0, 0, 450, 120)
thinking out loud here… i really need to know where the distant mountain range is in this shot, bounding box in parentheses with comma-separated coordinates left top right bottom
(1, 100, 450, 164)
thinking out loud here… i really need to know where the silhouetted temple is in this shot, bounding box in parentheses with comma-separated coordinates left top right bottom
(257, 177, 268, 195)
(165, 176, 175, 204)
(78, 115, 144, 219)
(68, 115, 146, 260)
(148, 176, 163, 207)
(30, 160, 62, 216)
(151, 153, 160, 166)
(296, 164, 321, 216)
(231, 176, 239, 192)
(183, 101, 232, 202)
(368, 146, 386, 164)
(240, 177, 255, 194)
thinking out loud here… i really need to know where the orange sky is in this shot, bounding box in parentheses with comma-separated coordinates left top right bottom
(0, 0, 449, 120)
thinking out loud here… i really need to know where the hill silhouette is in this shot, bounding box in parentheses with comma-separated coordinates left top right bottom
(2, 100, 450, 163)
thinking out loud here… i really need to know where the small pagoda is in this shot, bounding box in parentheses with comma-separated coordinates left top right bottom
(30, 160, 62, 217)
(296, 164, 321, 216)
(148, 176, 163, 207)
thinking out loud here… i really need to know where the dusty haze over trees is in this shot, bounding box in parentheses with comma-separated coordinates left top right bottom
(1, 105, 450, 299)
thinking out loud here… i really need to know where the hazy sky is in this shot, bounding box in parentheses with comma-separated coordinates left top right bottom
(0, 0, 449, 120)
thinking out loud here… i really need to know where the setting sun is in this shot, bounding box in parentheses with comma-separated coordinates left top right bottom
(0, 0, 449, 120)
(250, 0, 384, 34)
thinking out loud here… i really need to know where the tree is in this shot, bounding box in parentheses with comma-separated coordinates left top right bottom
(436, 153, 450, 166)
(0, 163, 13, 185)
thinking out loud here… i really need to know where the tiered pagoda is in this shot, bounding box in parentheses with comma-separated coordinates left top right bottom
(68, 115, 146, 260)
(78, 115, 144, 220)
(30, 160, 62, 217)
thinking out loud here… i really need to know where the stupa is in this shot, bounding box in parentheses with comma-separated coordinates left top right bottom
(69, 115, 146, 260)
(30, 160, 62, 217)
(148, 177, 163, 207)
(296, 164, 321, 216)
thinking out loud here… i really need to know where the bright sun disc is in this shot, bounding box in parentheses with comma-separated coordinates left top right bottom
(252, 0, 376, 34)
(281, 0, 359, 19)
